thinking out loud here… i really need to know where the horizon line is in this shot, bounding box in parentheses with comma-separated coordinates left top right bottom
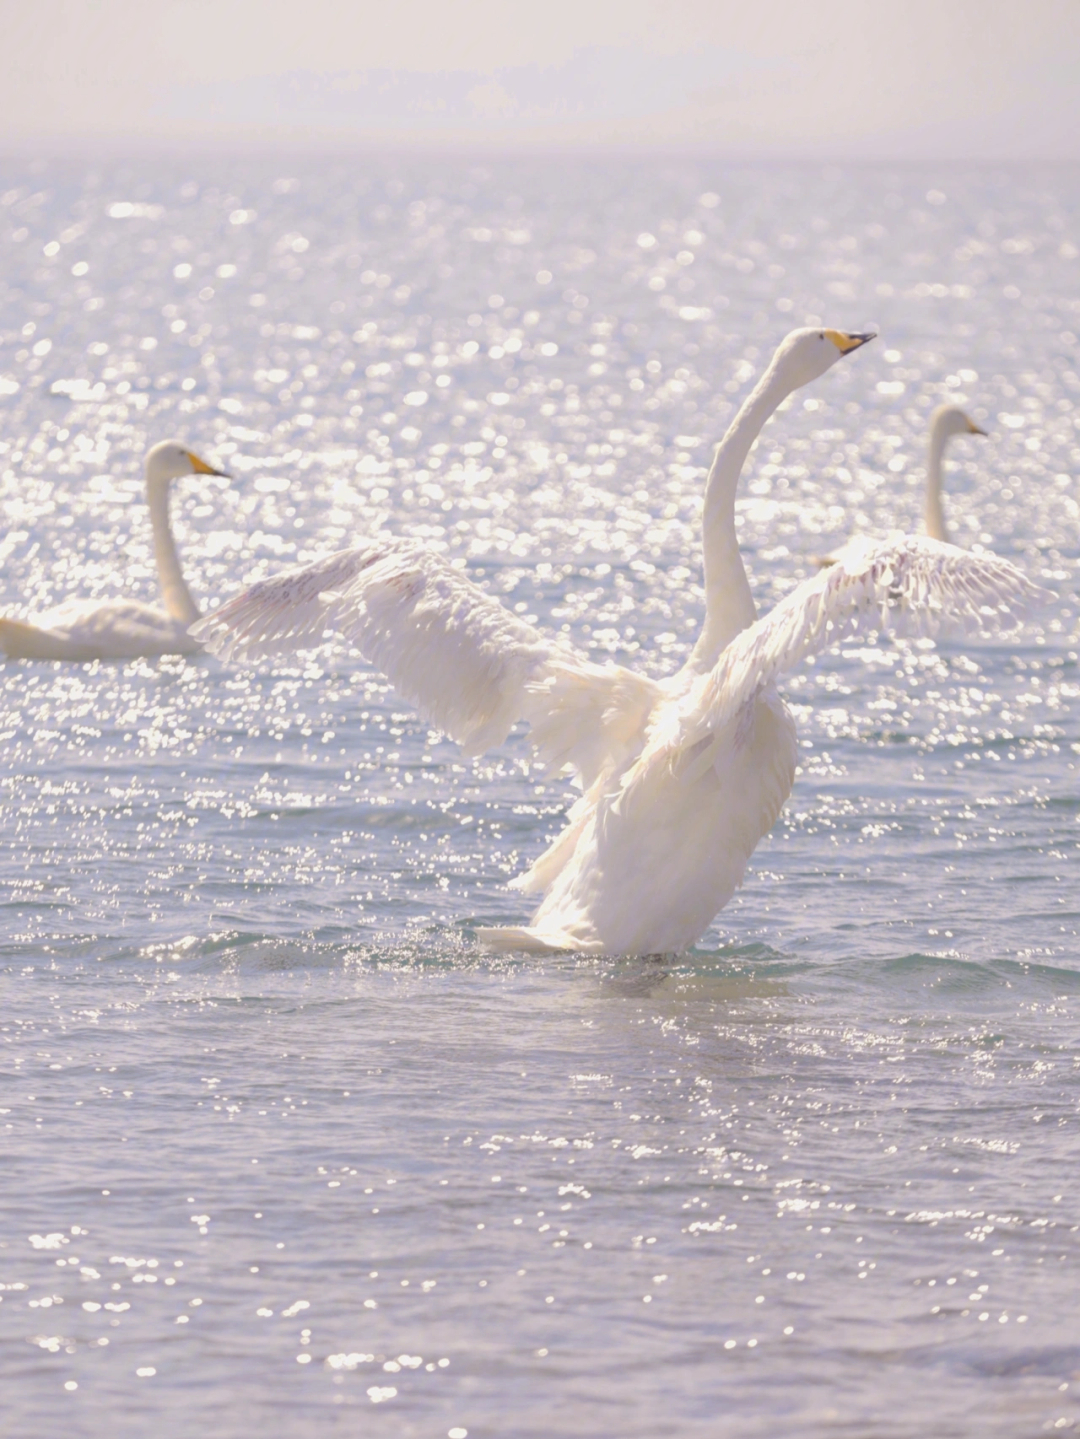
(3, 133, 1080, 166)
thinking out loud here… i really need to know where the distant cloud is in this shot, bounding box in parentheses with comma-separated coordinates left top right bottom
(159, 47, 761, 133)
(1, 0, 1079, 157)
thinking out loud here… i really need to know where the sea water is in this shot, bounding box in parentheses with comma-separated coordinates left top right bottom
(1, 156, 1079, 1438)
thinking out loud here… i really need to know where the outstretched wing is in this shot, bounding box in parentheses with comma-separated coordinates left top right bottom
(192, 539, 662, 775)
(669, 535, 1051, 751)
(191, 546, 376, 662)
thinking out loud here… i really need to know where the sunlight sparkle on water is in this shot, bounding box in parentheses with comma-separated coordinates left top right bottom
(1, 156, 1079, 1437)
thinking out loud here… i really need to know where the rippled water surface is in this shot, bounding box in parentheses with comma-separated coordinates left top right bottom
(2, 156, 1080, 1438)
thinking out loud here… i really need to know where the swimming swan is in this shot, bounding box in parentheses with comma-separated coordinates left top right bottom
(192, 330, 1044, 955)
(820, 403, 986, 564)
(922, 404, 987, 544)
(0, 440, 228, 661)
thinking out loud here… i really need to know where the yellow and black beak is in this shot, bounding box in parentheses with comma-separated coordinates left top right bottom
(186, 450, 231, 479)
(967, 420, 988, 436)
(825, 329, 877, 355)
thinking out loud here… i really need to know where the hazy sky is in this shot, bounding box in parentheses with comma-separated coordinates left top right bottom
(3, 0, 1079, 157)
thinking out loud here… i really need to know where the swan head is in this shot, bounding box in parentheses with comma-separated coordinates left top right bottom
(770, 327, 876, 388)
(144, 439, 230, 489)
(930, 404, 987, 439)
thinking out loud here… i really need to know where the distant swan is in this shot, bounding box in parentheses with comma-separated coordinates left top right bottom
(820, 403, 986, 563)
(922, 404, 987, 543)
(193, 331, 1043, 956)
(0, 440, 227, 661)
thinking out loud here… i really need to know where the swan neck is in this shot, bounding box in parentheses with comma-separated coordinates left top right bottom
(690, 365, 791, 668)
(925, 421, 951, 544)
(148, 475, 199, 625)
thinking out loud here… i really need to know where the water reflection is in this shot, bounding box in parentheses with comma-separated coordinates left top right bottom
(1, 157, 1078, 1439)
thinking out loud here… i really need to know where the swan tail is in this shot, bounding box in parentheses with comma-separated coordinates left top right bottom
(0, 617, 74, 660)
(475, 925, 586, 955)
(510, 788, 597, 895)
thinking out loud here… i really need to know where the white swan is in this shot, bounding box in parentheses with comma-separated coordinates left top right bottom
(922, 404, 986, 543)
(820, 403, 986, 563)
(192, 330, 1045, 955)
(0, 440, 228, 661)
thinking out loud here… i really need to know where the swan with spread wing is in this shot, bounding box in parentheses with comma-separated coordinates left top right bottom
(0, 440, 228, 661)
(193, 329, 1045, 955)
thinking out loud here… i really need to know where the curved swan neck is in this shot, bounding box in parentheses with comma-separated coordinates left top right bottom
(689, 362, 794, 669)
(925, 415, 951, 544)
(147, 471, 199, 625)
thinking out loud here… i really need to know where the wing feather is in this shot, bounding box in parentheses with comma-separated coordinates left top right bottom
(190, 546, 380, 662)
(193, 539, 662, 775)
(669, 535, 1050, 752)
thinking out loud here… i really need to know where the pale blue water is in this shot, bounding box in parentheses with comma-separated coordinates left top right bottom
(1, 157, 1079, 1438)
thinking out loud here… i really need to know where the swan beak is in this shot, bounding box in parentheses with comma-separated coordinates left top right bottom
(825, 329, 877, 355)
(186, 450, 231, 478)
(967, 420, 988, 436)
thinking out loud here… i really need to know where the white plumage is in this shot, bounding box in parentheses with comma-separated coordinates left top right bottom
(0, 440, 228, 662)
(672, 534, 1045, 752)
(197, 538, 663, 784)
(194, 329, 1047, 955)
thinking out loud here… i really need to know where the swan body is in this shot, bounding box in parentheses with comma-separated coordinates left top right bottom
(821, 403, 986, 565)
(194, 331, 1045, 955)
(0, 440, 227, 661)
